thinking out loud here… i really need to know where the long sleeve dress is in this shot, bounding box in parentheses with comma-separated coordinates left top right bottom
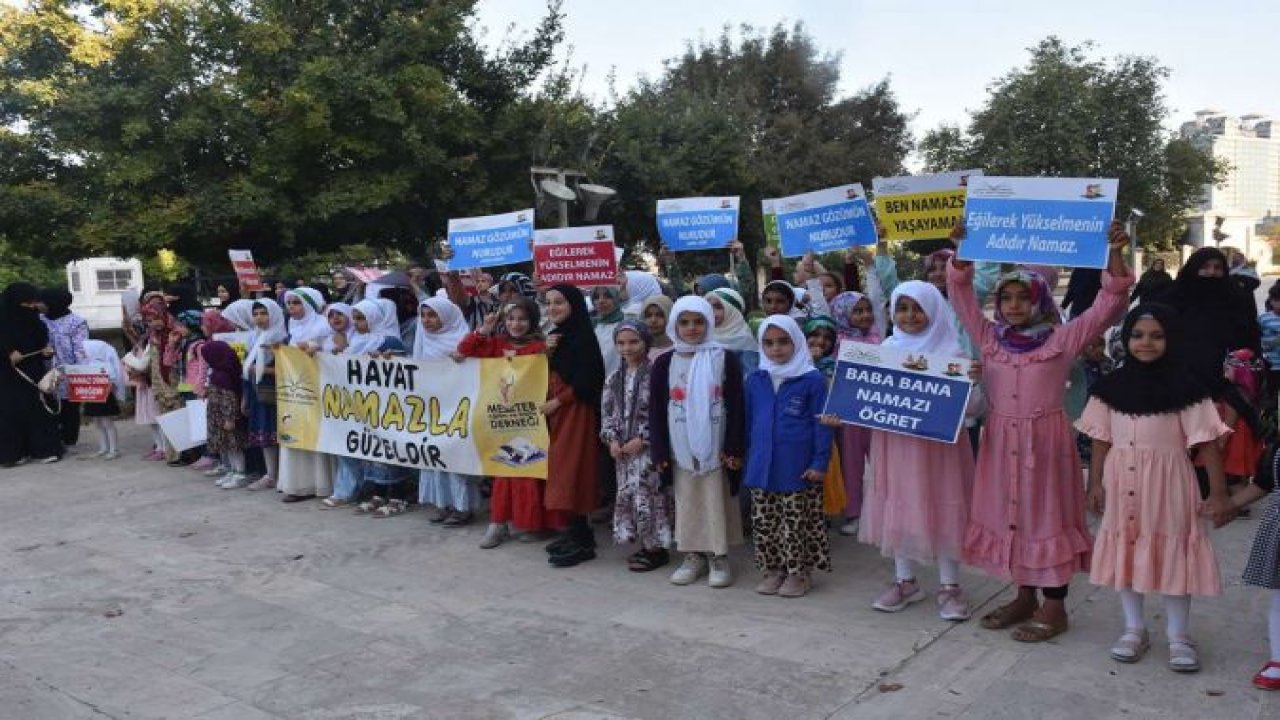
(601, 361, 673, 548)
(948, 262, 1133, 588)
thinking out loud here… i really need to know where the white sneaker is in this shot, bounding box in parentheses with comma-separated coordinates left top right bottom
(216, 472, 241, 488)
(224, 474, 250, 489)
(204, 466, 229, 478)
(102, 451, 121, 461)
(77, 450, 107, 461)
(839, 518, 860, 536)
(670, 553, 708, 585)
(707, 555, 734, 588)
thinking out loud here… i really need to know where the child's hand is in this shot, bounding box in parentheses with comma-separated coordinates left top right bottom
(448, 351, 466, 363)
(801, 469, 823, 483)
(1107, 220, 1129, 250)
(545, 335, 560, 352)
(621, 438, 645, 457)
(1202, 493, 1237, 528)
(1087, 484, 1105, 516)
(480, 312, 499, 335)
(722, 455, 743, 471)
(728, 240, 746, 260)
(538, 398, 561, 417)
(609, 440, 623, 460)
(817, 413, 842, 428)
(967, 361, 983, 384)
(440, 243, 455, 261)
(949, 221, 972, 269)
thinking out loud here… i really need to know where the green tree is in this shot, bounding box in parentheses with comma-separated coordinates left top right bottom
(599, 23, 912, 277)
(920, 37, 1225, 249)
(0, 0, 568, 266)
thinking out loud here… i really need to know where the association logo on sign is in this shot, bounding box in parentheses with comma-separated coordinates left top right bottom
(970, 180, 1015, 198)
(1082, 184, 1106, 199)
(278, 373, 319, 406)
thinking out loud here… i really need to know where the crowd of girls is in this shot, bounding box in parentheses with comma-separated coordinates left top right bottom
(5, 223, 1280, 690)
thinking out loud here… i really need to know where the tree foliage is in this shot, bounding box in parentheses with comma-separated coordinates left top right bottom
(919, 37, 1225, 249)
(0, 0, 569, 265)
(598, 24, 912, 275)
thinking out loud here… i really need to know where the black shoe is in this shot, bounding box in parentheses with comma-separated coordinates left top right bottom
(549, 546, 596, 568)
(544, 534, 574, 554)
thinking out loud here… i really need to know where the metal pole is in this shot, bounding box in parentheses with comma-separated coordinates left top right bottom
(558, 170, 570, 228)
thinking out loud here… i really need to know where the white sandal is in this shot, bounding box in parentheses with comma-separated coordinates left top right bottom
(1109, 629, 1149, 663)
(1168, 637, 1200, 673)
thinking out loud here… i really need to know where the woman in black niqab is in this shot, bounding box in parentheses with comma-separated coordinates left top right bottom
(1153, 247, 1261, 386)
(0, 283, 63, 465)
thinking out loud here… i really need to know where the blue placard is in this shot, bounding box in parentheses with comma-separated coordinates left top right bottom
(446, 210, 535, 269)
(958, 177, 1118, 269)
(656, 208, 739, 251)
(823, 343, 972, 443)
(774, 194, 877, 257)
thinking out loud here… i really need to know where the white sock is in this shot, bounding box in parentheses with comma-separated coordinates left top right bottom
(262, 446, 279, 479)
(1119, 589, 1145, 631)
(894, 557, 915, 582)
(1266, 590, 1280, 678)
(938, 557, 960, 587)
(1163, 594, 1191, 640)
(226, 449, 246, 473)
(94, 419, 110, 454)
(104, 420, 118, 453)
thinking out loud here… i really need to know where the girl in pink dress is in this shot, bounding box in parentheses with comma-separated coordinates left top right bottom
(947, 221, 1133, 643)
(837, 281, 983, 620)
(829, 288, 887, 536)
(1078, 304, 1234, 672)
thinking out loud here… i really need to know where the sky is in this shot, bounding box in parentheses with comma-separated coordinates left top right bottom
(473, 0, 1280, 146)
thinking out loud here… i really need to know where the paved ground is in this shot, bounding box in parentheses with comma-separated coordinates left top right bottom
(1, 422, 1277, 720)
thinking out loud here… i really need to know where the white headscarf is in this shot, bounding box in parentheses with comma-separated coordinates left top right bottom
(621, 270, 664, 318)
(243, 298, 286, 380)
(348, 300, 388, 355)
(219, 299, 255, 330)
(667, 296, 724, 474)
(322, 303, 355, 352)
(283, 287, 330, 346)
(885, 280, 963, 356)
(412, 297, 469, 359)
(83, 339, 127, 403)
(375, 298, 401, 337)
(756, 314, 814, 383)
(705, 288, 756, 353)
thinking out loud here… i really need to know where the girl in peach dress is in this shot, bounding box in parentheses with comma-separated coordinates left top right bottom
(1078, 304, 1235, 673)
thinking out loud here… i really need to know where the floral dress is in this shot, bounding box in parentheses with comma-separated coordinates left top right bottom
(602, 362, 673, 549)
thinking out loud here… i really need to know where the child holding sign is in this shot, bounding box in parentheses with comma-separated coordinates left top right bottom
(948, 221, 1133, 643)
(832, 281, 982, 619)
(745, 316, 833, 597)
(1078, 304, 1233, 672)
(829, 284, 887, 536)
(80, 339, 125, 461)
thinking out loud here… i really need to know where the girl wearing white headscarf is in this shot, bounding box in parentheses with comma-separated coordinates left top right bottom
(413, 296, 481, 525)
(321, 302, 355, 353)
(852, 280, 983, 620)
(648, 296, 746, 589)
(621, 270, 664, 319)
(704, 287, 759, 372)
(242, 299, 286, 490)
(81, 339, 127, 460)
(347, 300, 392, 355)
(743, 315, 834, 597)
(278, 287, 335, 503)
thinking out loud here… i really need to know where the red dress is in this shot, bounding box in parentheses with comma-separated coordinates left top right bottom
(544, 372, 600, 517)
(457, 332, 550, 531)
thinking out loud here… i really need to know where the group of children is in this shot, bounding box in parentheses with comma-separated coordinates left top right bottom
(70, 222, 1280, 690)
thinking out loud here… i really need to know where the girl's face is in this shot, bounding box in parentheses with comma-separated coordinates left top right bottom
(643, 305, 667, 337)
(894, 296, 929, 335)
(761, 289, 792, 316)
(174, 323, 190, 337)
(352, 310, 370, 334)
(1127, 316, 1166, 363)
(807, 329, 834, 360)
(761, 326, 794, 364)
(925, 259, 948, 289)
(997, 282, 1034, 327)
(615, 328, 646, 364)
(149, 316, 167, 331)
(850, 298, 874, 330)
(706, 296, 726, 327)
(499, 282, 519, 304)
(419, 305, 442, 333)
(274, 282, 286, 294)
(505, 307, 530, 339)
(1269, 295, 1280, 314)
(328, 311, 349, 333)
(675, 311, 707, 344)
(819, 274, 839, 301)
(216, 286, 230, 302)
(1198, 258, 1226, 278)
(591, 290, 617, 317)
(285, 295, 306, 320)
(545, 290, 571, 325)
(252, 307, 270, 329)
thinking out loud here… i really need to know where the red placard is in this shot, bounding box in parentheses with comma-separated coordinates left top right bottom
(533, 240, 618, 287)
(66, 369, 111, 403)
(229, 250, 266, 292)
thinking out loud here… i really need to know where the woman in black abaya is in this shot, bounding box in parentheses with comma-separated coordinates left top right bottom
(0, 283, 64, 465)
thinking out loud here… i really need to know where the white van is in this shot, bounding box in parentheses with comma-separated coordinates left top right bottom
(67, 257, 145, 331)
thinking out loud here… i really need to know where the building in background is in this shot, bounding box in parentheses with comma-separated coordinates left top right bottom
(1179, 110, 1280, 270)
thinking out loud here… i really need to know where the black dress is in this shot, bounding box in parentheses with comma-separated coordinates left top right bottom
(0, 284, 63, 463)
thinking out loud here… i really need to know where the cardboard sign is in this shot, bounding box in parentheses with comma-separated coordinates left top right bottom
(533, 225, 618, 287)
(656, 197, 740, 252)
(228, 250, 266, 292)
(823, 341, 973, 444)
(445, 209, 535, 270)
(157, 399, 208, 452)
(872, 170, 983, 242)
(64, 363, 112, 403)
(958, 176, 1119, 269)
(763, 184, 877, 257)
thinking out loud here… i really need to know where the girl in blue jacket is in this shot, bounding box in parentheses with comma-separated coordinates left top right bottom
(744, 315, 834, 598)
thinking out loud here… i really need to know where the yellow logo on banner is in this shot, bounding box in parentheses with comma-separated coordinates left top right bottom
(275, 347, 322, 449)
(475, 355, 550, 478)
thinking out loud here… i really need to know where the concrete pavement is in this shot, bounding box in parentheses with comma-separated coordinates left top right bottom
(0, 422, 1276, 719)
